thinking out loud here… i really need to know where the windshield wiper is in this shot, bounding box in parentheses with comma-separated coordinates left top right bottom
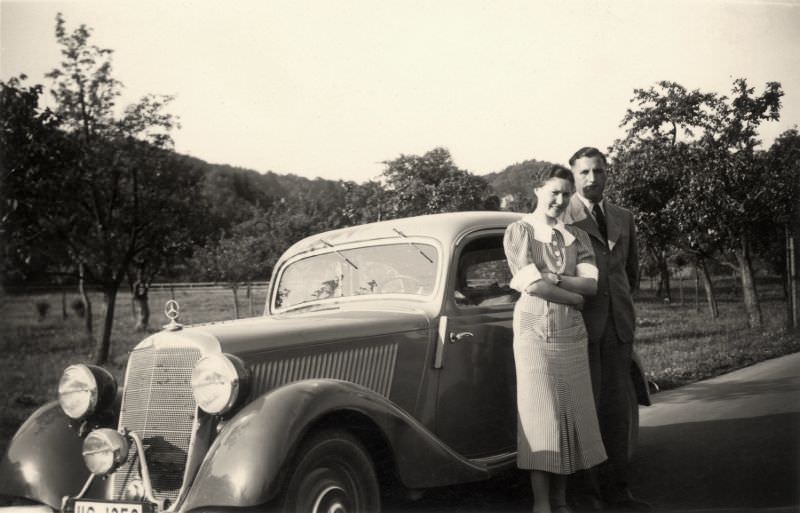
(319, 239, 359, 270)
(392, 228, 434, 263)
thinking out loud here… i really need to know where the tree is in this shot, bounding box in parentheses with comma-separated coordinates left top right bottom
(381, 147, 497, 218)
(612, 81, 717, 308)
(609, 137, 686, 303)
(763, 128, 800, 328)
(190, 225, 271, 319)
(485, 159, 555, 212)
(613, 79, 786, 326)
(697, 79, 784, 327)
(342, 180, 386, 225)
(1, 77, 72, 283)
(6, 14, 206, 363)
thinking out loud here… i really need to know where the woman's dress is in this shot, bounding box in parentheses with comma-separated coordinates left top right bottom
(503, 217, 607, 474)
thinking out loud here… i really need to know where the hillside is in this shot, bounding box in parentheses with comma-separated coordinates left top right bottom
(483, 158, 557, 210)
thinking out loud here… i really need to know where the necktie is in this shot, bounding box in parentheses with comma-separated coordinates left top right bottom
(593, 204, 608, 243)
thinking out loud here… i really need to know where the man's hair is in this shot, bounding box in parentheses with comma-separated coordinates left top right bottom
(568, 146, 607, 167)
(532, 164, 574, 189)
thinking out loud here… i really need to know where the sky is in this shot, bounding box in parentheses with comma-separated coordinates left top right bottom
(2, 0, 799, 183)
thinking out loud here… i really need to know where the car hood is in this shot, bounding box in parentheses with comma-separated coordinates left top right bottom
(168, 305, 432, 356)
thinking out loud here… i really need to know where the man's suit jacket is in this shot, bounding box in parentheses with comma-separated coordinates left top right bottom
(564, 196, 639, 345)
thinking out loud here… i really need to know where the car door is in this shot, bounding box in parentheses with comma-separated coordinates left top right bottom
(433, 229, 519, 458)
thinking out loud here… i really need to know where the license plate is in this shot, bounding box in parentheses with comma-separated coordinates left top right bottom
(67, 500, 155, 513)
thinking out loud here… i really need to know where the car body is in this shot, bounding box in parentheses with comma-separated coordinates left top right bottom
(0, 211, 650, 513)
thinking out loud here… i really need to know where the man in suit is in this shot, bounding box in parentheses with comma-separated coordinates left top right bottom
(564, 147, 649, 512)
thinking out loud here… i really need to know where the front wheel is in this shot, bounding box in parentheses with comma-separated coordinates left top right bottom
(281, 429, 381, 513)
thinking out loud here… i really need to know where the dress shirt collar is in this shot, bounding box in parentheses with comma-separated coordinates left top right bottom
(521, 213, 576, 246)
(577, 194, 605, 216)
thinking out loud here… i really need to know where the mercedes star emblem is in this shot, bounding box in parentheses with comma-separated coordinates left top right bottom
(163, 300, 183, 331)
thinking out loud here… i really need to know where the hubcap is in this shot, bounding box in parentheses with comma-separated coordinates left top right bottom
(312, 485, 349, 513)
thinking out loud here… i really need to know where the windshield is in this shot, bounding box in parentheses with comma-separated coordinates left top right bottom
(273, 242, 439, 311)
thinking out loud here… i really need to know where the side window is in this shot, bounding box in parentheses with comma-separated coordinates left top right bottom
(454, 235, 519, 308)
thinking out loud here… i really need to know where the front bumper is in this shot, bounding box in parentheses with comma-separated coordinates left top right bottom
(0, 506, 55, 513)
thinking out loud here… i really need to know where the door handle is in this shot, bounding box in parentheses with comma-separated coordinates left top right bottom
(449, 331, 474, 343)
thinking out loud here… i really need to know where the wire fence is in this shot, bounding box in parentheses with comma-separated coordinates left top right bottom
(3, 281, 270, 294)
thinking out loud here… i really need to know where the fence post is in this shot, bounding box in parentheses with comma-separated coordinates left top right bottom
(788, 224, 798, 329)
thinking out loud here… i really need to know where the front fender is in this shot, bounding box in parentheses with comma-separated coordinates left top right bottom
(181, 379, 488, 511)
(0, 402, 113, 508)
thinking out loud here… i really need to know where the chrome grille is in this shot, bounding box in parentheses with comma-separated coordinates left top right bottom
(113, 345, 201, 506)
(251, 343, 398, 397)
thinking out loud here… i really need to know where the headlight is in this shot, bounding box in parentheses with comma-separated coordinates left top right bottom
(82, 428, 129, 475)
(58, 364, 116, 419)
(191, 353, 248, 415)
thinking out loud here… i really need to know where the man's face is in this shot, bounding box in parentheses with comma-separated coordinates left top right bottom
(571, 155, 607, 202)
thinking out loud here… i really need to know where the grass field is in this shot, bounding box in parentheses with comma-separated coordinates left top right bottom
(0, 278, 797, 459)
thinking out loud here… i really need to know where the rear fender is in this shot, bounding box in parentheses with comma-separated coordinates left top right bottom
(0, 402, 115, 508)
(181, 379, 488, 511)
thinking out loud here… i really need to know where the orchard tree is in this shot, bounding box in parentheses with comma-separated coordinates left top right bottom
(1, 77, 71, 281)
(697, 79, 784, 327)
(608, 138, 685, 303)
(614, 79, 785, 326)
(765, 128, 800, 327)
(612, 81, 717, 308)
(14, 14, 206, 363)
(191, 226, 271, 319)
(381, 147, 497, 219)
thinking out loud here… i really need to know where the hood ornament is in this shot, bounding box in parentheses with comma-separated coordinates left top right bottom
(163, 300, 183, 331)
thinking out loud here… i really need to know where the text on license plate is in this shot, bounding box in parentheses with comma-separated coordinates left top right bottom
(73, 500, 148, 513)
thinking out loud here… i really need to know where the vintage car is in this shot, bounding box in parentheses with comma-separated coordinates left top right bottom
(0, 211, 650, 513)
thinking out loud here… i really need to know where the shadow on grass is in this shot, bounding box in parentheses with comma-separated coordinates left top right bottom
(631, 413, 800, 512)
(635, 326, 733, 345)
(651, 374, 800, 404)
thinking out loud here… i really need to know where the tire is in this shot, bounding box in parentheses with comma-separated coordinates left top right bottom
(281, 429, 381, 513)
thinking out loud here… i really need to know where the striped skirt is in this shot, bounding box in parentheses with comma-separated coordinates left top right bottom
(513, 295, 607, 474)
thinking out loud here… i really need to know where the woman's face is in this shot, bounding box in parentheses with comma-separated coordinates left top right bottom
(534, 177, 573, 220)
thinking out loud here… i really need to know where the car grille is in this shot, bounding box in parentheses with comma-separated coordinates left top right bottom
(112, 345, 202, 507)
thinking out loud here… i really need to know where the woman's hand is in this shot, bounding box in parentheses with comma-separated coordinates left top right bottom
(541, 271, 559, 286)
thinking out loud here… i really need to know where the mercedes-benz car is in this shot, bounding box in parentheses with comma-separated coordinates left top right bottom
(0, 211, 650, 513)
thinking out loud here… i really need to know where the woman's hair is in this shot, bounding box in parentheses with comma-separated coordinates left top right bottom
(529, 164, 574, 211)
(531, 164, 574, 189)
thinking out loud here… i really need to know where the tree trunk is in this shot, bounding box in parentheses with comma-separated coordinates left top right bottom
(655, 251, 671, 302)
(132, 267, 150, 332)
(231, 285, 240, 319)
(78, 262, 93, 338)
(62, 290, 68, 320)
(787, 225, 798, 329)
(734, 235, 763, 328)
(247, 283, 254, 317)
(697, 260, 719, 319)
(133, 283, 150, 332)
(93, 286, 118, 365)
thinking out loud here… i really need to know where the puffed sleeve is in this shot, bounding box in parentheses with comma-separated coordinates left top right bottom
(503, 221, 542, 292)
(572, 227, 598, 281)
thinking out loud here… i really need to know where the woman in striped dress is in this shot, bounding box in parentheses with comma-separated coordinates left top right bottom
(503, 165, 606, 513)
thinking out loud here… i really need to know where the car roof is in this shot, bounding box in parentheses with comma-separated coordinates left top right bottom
(279, 211, 523, 262)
